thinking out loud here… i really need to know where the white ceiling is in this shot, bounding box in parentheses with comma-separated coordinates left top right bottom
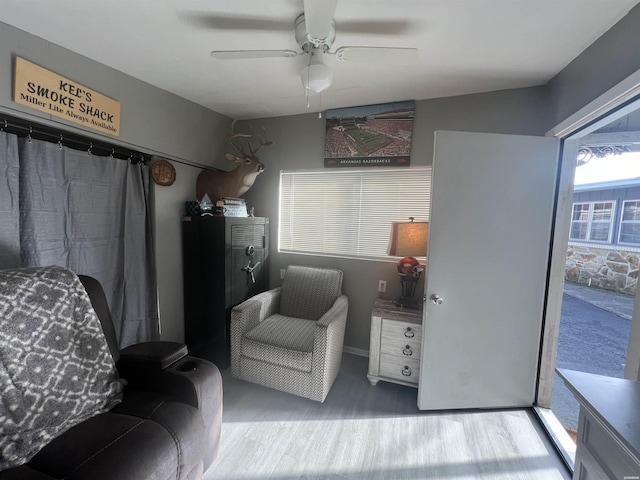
(1, 0, 639, 120)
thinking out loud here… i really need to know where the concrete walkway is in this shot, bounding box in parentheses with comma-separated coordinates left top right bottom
(563, 281, 634, 320)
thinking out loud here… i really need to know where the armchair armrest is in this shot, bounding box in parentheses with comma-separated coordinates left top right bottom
(314, 294, 349, 353)
(118, 341, 187, 370)
(117, 341, 221, 413)
(230, 287, 281, 376)
(231, 287, 281, 336)
(312, 295, 349, 401)
(315, 295, 349, 329)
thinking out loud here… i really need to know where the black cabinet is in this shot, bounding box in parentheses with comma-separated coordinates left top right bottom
(182, 215, 269, 368)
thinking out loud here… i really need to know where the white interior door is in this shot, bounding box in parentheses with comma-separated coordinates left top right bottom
(418, 131, 560, 410)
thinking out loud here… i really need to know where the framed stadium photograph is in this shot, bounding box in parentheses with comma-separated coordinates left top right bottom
(324, 101, 415, 168)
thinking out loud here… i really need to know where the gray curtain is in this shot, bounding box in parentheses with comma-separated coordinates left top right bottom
(0, 132, 21, 269)
(15, 136, 158, 347)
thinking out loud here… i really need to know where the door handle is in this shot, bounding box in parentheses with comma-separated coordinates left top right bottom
(430, 294, 444, 305)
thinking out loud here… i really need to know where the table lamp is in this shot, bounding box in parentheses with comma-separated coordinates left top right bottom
(388, 217, 429, 309)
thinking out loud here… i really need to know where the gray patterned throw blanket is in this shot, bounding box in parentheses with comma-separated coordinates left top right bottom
(0, 266, 123, 471)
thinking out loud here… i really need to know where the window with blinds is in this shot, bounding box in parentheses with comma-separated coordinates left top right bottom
(279, 167, 432, 260)
(620, 200, 640, 245)
(570, 201, 615, 243)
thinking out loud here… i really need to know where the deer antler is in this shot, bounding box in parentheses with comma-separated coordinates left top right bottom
(249, 125, 273, 155)
(227, 120, 273, 158)
(227, 120, 253, 157)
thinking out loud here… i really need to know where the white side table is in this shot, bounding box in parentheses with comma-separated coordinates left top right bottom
(368, 298, 423, 388)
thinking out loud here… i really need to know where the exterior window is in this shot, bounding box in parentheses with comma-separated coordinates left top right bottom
(570, 203, 589, 240)
(619, 200, 640, 245)
(569, 201, 615, 243)
(279, 167, 431, 260)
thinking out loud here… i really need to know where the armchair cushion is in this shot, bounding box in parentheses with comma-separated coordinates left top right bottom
(243, 315, 316, 372)
(280, 266, 343, 320)
(27, 392, 204, 480)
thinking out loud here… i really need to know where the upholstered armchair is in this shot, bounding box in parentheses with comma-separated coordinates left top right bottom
(230, 265, 348, 403)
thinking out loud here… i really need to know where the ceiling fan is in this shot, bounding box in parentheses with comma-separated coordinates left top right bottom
(209, 0, 418, 94)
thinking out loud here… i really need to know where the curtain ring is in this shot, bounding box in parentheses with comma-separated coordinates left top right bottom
(88, 142, 93, 155)
(110, 148, 115, 159)
(28, 126, 32, 143)
(128, 152, 133, 163)
(58, 134, 63, 149)
(1, 120, 6, 131)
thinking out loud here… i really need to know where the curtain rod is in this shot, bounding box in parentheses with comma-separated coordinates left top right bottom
(0, 113, 151, 165)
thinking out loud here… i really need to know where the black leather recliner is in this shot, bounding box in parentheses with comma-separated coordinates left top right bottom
(0, 275, 223, 480)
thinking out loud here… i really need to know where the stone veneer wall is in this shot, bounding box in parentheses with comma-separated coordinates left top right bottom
(565, 242, 640, 295)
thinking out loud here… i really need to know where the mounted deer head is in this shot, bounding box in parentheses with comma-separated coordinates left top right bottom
(196, 120, 272, 202)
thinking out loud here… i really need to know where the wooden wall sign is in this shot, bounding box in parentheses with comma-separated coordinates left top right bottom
(13, 57, 121, 137)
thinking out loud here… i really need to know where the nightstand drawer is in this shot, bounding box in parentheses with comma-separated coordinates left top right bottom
(381, 319, 422, 342)
(380, 337, 421, 360)
(379, 354, 420, 384)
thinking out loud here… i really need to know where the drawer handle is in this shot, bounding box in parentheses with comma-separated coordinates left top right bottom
(402, 366, 412, 376)
(404, 327, 415, 338)
(403, 345, 413, 356)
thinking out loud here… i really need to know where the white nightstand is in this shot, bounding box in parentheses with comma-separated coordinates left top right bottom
(367, 298, 423, 388)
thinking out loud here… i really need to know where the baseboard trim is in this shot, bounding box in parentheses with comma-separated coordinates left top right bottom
(343, 346, 368, 357)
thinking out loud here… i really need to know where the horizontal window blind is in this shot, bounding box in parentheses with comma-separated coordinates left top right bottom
(279, 167, 431, 260)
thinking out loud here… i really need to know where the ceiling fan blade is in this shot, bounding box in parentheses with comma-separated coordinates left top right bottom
(304, 0, 338, 40)
(211, 50, 298, 60)
(334, 47, 418, 65)
(337, 20, 414, 36)
(181, 13, 291, 32)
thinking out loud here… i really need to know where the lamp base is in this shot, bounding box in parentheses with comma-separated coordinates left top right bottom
(394, 258, 424, 310)
(393, 296, 422, 310)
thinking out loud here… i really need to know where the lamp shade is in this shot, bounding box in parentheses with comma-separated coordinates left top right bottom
(388, 220, 429, 257)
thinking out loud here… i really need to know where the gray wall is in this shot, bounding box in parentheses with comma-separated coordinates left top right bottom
(0, 22, 232, 342)
(545, 3, 640, 126)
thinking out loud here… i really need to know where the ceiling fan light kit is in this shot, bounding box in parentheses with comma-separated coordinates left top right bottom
(301, 49, 333, 93)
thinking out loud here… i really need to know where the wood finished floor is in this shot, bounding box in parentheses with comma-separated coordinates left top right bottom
(203, 353, 571, 480)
